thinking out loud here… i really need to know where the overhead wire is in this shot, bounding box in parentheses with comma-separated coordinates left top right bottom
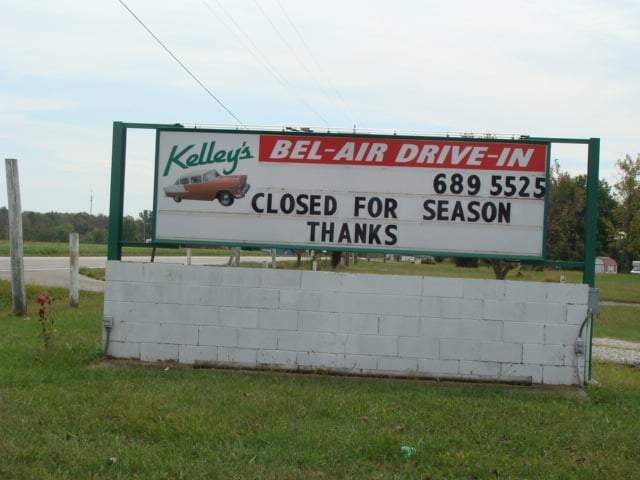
(201, 0, 330, 126)
(273, 0, 356, 126)
(117, 0, 243, 125)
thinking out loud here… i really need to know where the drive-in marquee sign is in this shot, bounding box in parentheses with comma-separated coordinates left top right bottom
(153, 128, 550, 259)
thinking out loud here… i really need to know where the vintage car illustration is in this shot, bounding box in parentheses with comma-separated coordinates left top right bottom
(163, 168, 250, 206)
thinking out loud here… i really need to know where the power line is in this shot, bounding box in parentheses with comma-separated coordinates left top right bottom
(274, 0, 356, 126)
(201, 0, 330, 126)
(117, 0, 243, 125)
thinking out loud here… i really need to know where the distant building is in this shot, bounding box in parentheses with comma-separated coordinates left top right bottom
(595, 256, 618, 274)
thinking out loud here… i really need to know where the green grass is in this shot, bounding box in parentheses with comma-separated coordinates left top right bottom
(1, 282, 640, 478)
(0, 240, 270, 257)
(594, 305, 640, 342)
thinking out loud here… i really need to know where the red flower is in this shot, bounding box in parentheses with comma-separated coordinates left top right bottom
(37, 295, 50, 305)
(39, 308, 46, 317)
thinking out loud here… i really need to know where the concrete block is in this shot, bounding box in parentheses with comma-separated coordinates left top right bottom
(422, 318, 501, 341)
(506, 281, 546, 303)
(181, 305, 221, 326)
(257, 349, 297, 366)
(500, 363, 542, 384)
(301, 270, 343, 292)
(220, 268, 261, 287)
(158, 323, 198, 345)
(342, 273, 422, 296)
(542, 365, 579, 385)
(522, 302, 567, 325)
(106, 261, 144, 282)
(378, 356, 419, 374)
(483, 300, 523, 322)
(258, 309, 298, 331)
(418, 359, 460, 376)
(105, 341, 140, 359)
(398, 337, 439, 358)
(146, 303, 183, 325)
(503, 322, 544, 344)
(379, 315, 420, 336)
(359, 294, 422, 316)
(345, 334, 398, 356)
(178, 285, 203, 306)
(337, 313, 379, 334)
(420, 297, 442, 317)
(547, 283, 588, 305)
(567, 304, 590, 325)
(298, 311, 339, 332)
(422, 277, 463, 298)
(151, 283, 187, 305)
(110, 321, 159, 343)
(238, 328, 278, 349)
(106, 281, 153, 303)
(240, 288, 280, 309)
(459, 360, 501, 377)
(277, 331, 318, 352)
(463, 278, 506, 301)
(480, 342, 522, 363)
(199, 285, 268, 308)
(279, 289, 321, 311)
(182, 264, 224, 286)
(523, 344, 566, 366)
(316, 333, 348, 354)
(339, 354, 378, 371)
(441, 298, 484, 319)
(140, 343, 179, 362)
(143, 263, 183, 284)
(260, 269, 302, 289)
(219, 307, 259, 328)
(198, 326, 238, 347)
(179, 345, 218, 364)
(440, 339, 481, 361)
(544, 324, 580, 345)
(297, 352, 338, 367)
(218, 347, 258, 364)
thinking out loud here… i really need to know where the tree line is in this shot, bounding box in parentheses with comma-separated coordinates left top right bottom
(1, 154, 639, 271)
(0, 210, 151, 245)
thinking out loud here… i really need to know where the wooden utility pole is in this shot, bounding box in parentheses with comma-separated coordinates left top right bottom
(5, 158, 26, 315)
(69, 232, 79, 307)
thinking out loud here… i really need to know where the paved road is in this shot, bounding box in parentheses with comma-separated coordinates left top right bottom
(0, 255, 290, 292)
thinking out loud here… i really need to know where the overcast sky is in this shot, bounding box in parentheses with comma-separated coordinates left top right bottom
(1, 0, 639, 216)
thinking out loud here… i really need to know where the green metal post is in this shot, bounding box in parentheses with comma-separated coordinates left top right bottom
(583, 138, 600, 287)
(584, 138, 600, 380)
(107, 122, 127, 261)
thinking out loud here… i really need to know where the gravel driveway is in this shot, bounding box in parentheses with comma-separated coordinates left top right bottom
(593, 338, 640, 365)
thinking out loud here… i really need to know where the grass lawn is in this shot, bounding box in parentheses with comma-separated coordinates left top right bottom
(2, 283, 640, 479)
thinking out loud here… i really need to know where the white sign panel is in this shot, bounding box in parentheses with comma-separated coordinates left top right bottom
(154, 129, 549, 259)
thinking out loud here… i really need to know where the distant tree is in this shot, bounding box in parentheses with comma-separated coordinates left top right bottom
(138, 210, 152, 241)
(546, 161, 585, 261)
(0, 207, 8, 240)
(122, 215, 141, 242)
(612, 154, 640, 271)
(85, 227, 108, 244)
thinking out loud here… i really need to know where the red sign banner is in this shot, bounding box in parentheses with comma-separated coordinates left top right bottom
(259, 135, 546, 172)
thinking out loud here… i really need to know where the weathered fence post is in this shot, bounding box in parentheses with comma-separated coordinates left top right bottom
(69, 232, 79, 307)
(5, 158, 27, 315)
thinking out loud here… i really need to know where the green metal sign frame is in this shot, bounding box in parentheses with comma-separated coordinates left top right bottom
(108, 122, 600, 284)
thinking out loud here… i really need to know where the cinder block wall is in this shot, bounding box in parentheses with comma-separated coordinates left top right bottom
(103, 261, 591, 385)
